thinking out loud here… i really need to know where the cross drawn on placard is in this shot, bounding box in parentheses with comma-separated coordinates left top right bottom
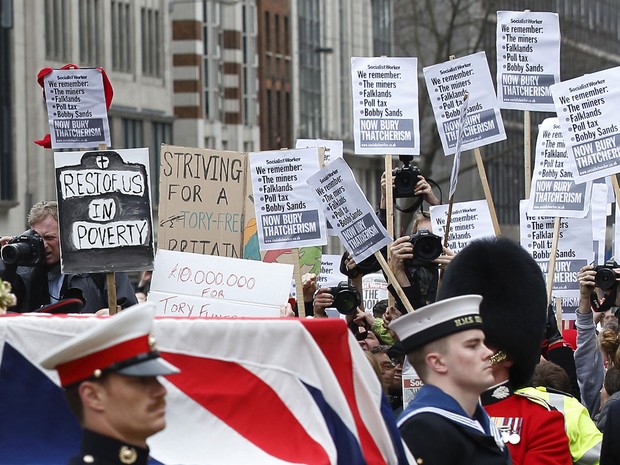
(95, 154, 109, 169)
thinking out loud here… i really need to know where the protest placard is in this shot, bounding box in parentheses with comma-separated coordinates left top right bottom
(423, 52, 506, 155)
(551, 66, 620, 184)
(157, 145, 246, 258)
(520, 199, 593, 318)
(249, 147, 327, 250)
(54, 149, 154, 273)
(44, 68, 110, 149)
(528, 118, 591, 218)
(496, 11, 560, 111)
(429, 200, 495, 253)
(316, 254, 348, 289)
(362, 273, 388, 313)
(351, 57, 419, 155)
(307, 158, 392, 263)
(148, 249, 293, 318)
(295, 139, 343, 165)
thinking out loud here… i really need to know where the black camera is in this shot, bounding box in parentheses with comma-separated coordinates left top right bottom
(328, 281, 361, 315)
(392, 164, 422, 199)
(1, 229, 45, 266)
(595, 261, 620, 290)
(405, 229, 443, 267)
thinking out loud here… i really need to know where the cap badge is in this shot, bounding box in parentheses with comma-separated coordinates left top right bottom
(148, 335, 157, 350)
(119, 445, 137, 464)
(491, 385, 510, 400)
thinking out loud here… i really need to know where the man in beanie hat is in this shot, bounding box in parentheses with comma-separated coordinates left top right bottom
(437, 237, 571, 465)
(390, 294, 510, 464)
(40, 304, 179, 465)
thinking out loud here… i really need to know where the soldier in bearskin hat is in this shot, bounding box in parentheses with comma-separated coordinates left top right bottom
(437, 237, 572, 465)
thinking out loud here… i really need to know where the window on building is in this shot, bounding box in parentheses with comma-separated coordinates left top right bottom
(0, 22, 12, 201)
(150, 121, 172, 203)
(203, 2, 222, 120)
(141, 6, 162, 77)
(79, 0, 101, 66)
(122, 118, 144, 148)
(298, 0, 321, 138)
(242, 1, 258, 125)
(371, 0, 392, 56)
(111, 0, 132, 73)
(44, 0, 69, 61)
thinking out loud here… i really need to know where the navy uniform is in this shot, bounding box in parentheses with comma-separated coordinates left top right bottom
(68, 429, 149, 465)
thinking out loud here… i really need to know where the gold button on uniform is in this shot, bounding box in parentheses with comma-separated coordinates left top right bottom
(119, 445, 137, 464)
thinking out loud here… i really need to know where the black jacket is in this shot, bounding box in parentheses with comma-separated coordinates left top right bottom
(68, 429, 150, 465)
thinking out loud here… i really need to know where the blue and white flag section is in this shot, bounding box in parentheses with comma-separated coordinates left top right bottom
(44, 68, 111, 149)
(551, 66, 620, 184)
(351, 57, 420, 155)
(496, 11, 561, 111)
(0, 314, 412, 465)
(250, 148, 328, 250)
(307, 158, 392, 263)
(423, 52, 506, 155)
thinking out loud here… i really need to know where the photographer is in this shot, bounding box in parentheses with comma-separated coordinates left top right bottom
(0, 201, 137, 313)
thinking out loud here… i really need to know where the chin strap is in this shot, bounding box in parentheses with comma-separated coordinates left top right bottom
(490, 350, 507, 365)
(590, 287, 618, 313)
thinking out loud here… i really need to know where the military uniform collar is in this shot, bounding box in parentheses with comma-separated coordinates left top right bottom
(481, 380, 515, 406)
(77, 429, 149, 465)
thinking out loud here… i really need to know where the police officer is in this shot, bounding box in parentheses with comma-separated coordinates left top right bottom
(40, 304, 180, 465)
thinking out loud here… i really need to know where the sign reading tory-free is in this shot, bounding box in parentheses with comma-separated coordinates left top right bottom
(157, 145, 246, 258)
(250, 147, 327, 250)
(496, 11, 560, 111)
(423, 52, 506, 155)
(551, 66, 620, 184)
(528, 118, 591, 218)
(44, 68, 111, 149)
(55, 149, 154, 274)
(307, 157, 391, 263)
(351, 57, 419, 155)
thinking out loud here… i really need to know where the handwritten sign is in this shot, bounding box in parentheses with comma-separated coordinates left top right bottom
(429, 200, 495, 253)
(250, 148, 327, 250)
(551, 66, 620, 184)
(351, 57, 419, 155)
(496, 11, 560, 111)
(54, 149, 154, 273)
(44, 68, 110, 149)
(149, 249, 293, 318)
(423, 52, 506, 155)
(528, 118, 591, 218)
(157, 145, 246, 258)
(307, 157, 391, 263)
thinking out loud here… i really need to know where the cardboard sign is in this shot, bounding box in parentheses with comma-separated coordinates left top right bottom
(54, 149, 154, 273)
(528, 118, 591, 218)
(429, 200, 495, 253)
(423, 52, 506, 155)
(249, 148, 327, 251)
(551, 66, 620, 184)
(148, 249, 294, 318)
(44, 68, 111, 149)
(496, 11, 561, 111)
(157, 145, 246, 258)
(351, 57, 420, 155)
(307, 158, 392, 263)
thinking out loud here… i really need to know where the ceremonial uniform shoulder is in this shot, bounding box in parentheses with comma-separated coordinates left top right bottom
(514, 390, 556, 410)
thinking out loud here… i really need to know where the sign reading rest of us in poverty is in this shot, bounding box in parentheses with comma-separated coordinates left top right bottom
(148, 249, 293, 318)
(250, 148, 327, 251)
(307, 157, 392, 263)
(157, 145, 246, 258)
(551, 66, 620, 184)
(528, 118, 591, 218)
(429, 200, 495, 253)
(351, 57, 419, 155)
(44, 68, 111, 149)
(54, 149, 154, 274)
(423, 52, 506, 155)
(520, 199, 593, 318)
(496, 11, 560, 111)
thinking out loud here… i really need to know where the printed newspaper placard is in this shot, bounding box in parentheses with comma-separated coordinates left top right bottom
(551, 66, 620, 184)
(496, 11, 561, 111)
(528, 118, 591, 218)
(429, 200, 495, 253)
(351, 57, 419, 155)
(157, 145, 246, 258)
(249, 148, 327, 251)
(148, 249, 294, 318)
(295, 139, 343, 165)
(307, 157, 392, 263)
(54, 148, 154, 273)
(423, 51, 506, 155)
(44, 68, 111, 149)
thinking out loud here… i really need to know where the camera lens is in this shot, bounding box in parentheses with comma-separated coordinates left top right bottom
(334, 290, 359, 315)
(394, 171, 416, 195)
(1, 242, 31, 265)
(596, 268, 618, 290)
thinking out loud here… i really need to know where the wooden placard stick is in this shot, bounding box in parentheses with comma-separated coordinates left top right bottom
(291, 247, 305, 318)
(473, 148, 502, 236)
(611, 174, 620, 209)
(554, 296, 563, 330)
(384, 155, 395, 308)
(524, 110, 532, 198)
(374, 251, 415, 314)
(545, 216, 562, 303)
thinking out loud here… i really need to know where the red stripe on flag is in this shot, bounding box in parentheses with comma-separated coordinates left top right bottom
(162, 352, 331, 464)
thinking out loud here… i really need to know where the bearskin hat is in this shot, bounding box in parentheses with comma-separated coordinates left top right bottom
(437, 236, 547, 388)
